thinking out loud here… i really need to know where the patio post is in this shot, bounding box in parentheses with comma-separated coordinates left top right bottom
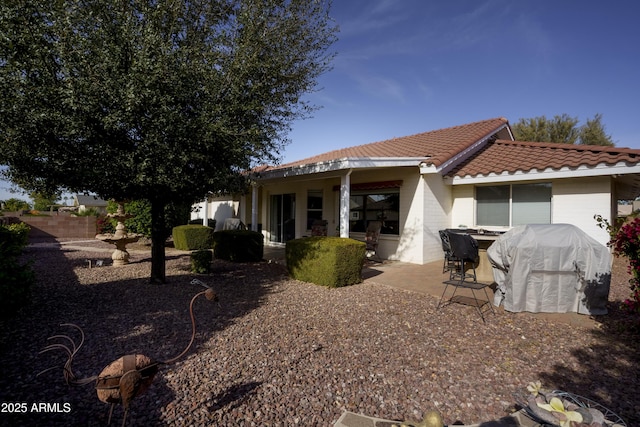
(202, 195, 209, 227)
(251, 182, 258, 232)
(340, 169, 352, 238)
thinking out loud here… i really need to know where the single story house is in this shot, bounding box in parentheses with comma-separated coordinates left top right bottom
(202, 117, 640, 265)
(73, 194, 109, 214)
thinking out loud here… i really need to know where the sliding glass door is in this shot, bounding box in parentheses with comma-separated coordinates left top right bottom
(270, 194, 296, 243)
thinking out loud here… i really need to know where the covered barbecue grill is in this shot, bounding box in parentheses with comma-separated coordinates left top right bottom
(487, 224, 611, 315)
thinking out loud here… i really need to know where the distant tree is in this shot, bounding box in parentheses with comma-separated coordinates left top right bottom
(512, 114, 615, 146)
(30, 191, 60, 211)
(512, 114, 579, 144)
(2, 198, 30, 212)
(578, 113, 614, 146)
(106, 199, 190, 238)
(0, 0, 337, 283)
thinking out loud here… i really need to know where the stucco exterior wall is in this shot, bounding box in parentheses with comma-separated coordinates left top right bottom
(420, 173, 453, 264)
(450, 176, 614, 247)
(552, 176, 612, 246)
(191, 197, 239, 230)
(450, 185, 474, 230)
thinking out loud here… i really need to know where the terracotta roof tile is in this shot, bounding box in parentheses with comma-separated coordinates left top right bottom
(266, 117, 509, 171)
(448, 140, 640, 178)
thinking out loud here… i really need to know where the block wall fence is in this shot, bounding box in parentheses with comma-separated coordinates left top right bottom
(1, 212, 97, 239)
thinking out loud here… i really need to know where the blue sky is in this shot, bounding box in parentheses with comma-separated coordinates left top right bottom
(284, 0, 640, 163)
(2, 0, 639, 202)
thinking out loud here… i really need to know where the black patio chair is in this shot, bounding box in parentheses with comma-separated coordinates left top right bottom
(438, 231, 494, 321)
(438, 229, 457, 276)
(364, 220, 382, 262)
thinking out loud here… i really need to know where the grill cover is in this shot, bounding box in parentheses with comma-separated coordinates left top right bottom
(487, 224, 611, 315)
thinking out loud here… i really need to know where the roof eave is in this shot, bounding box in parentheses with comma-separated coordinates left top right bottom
(253, 157, 426, 181)
(444, 162, 640, 185)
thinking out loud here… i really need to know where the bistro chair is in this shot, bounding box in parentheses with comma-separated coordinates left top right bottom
(365, 221, 383, 262)
(438, 231, 494, 321)
(438, 229, 457, 276)
(311, 219, 328, 236)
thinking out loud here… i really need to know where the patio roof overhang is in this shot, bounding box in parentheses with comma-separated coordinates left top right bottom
(252, 157, 426, 182)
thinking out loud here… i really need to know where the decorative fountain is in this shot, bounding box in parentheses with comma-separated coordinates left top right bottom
(95, 202, 142, 266)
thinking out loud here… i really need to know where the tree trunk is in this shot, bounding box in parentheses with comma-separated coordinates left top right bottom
(150, 200, 167, 284)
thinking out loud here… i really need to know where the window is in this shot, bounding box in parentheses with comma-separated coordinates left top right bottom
(349, 190, 400, 235)
(476, 183, 551, 227)
(306, 190, 323, 230)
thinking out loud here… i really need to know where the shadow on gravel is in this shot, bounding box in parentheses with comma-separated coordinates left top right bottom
(539, 301, 640, 426)
(207, 381, 262, 412)
(0, 238, 280, 427)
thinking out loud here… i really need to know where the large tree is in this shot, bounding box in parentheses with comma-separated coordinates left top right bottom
(0, 0, 337, 282)
(579, 113, 615, 146)
(512, 113, 614, 146)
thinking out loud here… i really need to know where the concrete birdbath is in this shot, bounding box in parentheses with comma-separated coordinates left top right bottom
(95, 202, 142, 266)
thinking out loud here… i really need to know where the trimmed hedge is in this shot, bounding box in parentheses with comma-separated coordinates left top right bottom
(286, 237, 366, 287)
(190, 250, 212, 274)
(213, 230, 263, 262)
(172, 225, 215, 251)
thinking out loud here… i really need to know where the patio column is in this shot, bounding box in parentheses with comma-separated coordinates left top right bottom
(339, 169, 352, 238)
(202, 197, 209, 227)
(251, 182, 258, 232)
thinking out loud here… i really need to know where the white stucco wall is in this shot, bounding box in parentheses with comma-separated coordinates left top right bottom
(450, 185, 474, 230)
(552, 176, 613, 246)
(420, 173, 453, 264)
(191, 198, 238, 230)
(449, 176, 614, 247)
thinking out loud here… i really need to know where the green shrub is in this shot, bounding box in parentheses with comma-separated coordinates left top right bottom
(190, 250, 212, 274)
(286, 237, 366, 287)
(172, 225, 215, 250)
(74, 207, 100, 217)
(0, 222, 30, 256)
(0, 222, 35, 318)
(212, 230, 263, 262)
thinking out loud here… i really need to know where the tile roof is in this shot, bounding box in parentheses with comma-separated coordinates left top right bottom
(267, 117, 509, 171)
(448, 139, 640, 178)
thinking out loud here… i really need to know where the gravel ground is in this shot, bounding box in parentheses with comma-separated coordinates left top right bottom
(0, 238, 638, 426)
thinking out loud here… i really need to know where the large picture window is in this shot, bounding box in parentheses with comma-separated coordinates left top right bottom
(349, 191, 400, 235)
(476, 183, 551, 227)
(306, 190, 323, 230)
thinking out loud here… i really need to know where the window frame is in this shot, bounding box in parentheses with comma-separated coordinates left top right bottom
(306, 190, 323, 231)
(475, 182, 552, 227)
(349, 188, 400, 236)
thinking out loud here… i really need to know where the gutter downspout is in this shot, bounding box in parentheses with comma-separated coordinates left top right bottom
(340, 169, 352, 238)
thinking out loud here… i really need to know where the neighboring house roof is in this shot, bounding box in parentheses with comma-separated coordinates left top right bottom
(74, 194, 108, 207)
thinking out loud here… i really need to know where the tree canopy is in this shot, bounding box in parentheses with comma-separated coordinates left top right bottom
(0, 0, 337, 282)
(512, 114, 614, 146)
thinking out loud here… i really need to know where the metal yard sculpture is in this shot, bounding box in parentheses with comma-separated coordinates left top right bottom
(38, 286, 218, 426)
